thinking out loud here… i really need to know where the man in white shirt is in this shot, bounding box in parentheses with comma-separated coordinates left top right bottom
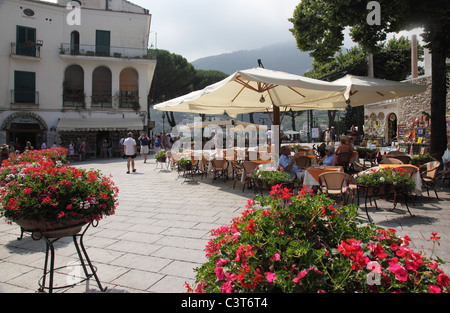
(123, 132, 137, 173)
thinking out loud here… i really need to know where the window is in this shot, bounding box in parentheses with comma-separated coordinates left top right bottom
(92, 66, 112, 107)
(95, 30, 110, 56)
(63, 65, 84, 107)
(16, 25, 36, 57)
(119, 68, 139, 108)
(70, 31, 80, 54)
(14, 71, 36, 103)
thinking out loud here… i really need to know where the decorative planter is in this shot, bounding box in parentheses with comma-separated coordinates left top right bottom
(16, 219, 87, 238)
(156, 156, 167, 163)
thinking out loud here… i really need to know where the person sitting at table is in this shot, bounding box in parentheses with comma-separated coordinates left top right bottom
(279, 146, 305, 181)
(335, 136, 354, 154)
(318, 145, 337, 166)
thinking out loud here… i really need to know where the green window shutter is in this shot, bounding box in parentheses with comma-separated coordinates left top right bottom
(95, 30, 110, 56)
(14, 71, 35, 103)
(16, 25, 36, 56)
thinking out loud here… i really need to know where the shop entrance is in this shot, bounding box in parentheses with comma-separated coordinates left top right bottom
(387, 113, 397, 144)
(2, 113, 47, 152)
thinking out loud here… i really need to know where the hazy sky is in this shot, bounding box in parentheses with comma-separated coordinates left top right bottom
(132, 0, 302, 62)
(46, 0, 423, 62)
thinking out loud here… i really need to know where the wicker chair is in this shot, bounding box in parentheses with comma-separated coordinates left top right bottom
(336, 151, 353, 172)
(420, 161, 441, 199)
(318, 172, 350, 204)
(211, 159, 229, 182)
(240, 161, 258, 192)
(380, 157, 403, 164)
(390, 155, 411, 164)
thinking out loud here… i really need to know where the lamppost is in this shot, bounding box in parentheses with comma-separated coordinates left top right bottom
(162, 111, 166, 134)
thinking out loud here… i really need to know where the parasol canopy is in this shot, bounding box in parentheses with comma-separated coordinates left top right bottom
(154, 67, 349, 124)
(330, 74, 428, 107)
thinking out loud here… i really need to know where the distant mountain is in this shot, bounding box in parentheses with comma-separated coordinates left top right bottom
(191, 41, 313, 75)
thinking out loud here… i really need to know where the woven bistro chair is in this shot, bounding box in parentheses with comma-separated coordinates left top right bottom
(380, 157, 403, 164)
(240, 161, 258, 192)
(336, 151, 353, 172)
(318, 172, 350, 205)
(211, 159, 229, 183)
(420, 161, 441, 199)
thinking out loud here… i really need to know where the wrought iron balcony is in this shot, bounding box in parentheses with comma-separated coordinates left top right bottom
(11, 42, 41, 58)
(11, 90, 39, 104)
(59, 43, 153, 60)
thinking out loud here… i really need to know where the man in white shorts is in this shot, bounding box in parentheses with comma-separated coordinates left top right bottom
(123, 132, 137, 173)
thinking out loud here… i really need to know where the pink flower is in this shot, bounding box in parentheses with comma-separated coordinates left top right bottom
(214, 267, 224, 281)
(220, 281, 232, 293)
(271, 253, 281, 261)
(265, 272, 277, 283)
(428, 285, 441, 293)
(388, 261, 409, 283)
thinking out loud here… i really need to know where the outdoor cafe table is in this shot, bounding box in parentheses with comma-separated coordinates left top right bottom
(378, 163, 422, 195)
(303, 166, 344, 189)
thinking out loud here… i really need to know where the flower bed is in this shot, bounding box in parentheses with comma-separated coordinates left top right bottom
(0, 148, 118, 230)
(188, 185, 449, 293)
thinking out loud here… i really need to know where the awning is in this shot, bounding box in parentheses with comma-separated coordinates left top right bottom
(57, 118, 144, 131)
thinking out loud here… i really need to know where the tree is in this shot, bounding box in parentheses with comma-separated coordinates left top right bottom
(149, 50, 196, 127)
(289, 0, 450, 157)
(305, 37, 423, 135)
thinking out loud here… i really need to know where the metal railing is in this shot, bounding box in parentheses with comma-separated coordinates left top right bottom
(11, 42, 41, 58)
(11, 90, 39, 104)
(59, 43, 153, 60)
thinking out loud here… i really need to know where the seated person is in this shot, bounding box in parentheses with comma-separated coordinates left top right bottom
(279, 146, 305, 181)
(318, 145, 337, 166)
(335, 136, 354, 154)
(443, 142, 450, 168)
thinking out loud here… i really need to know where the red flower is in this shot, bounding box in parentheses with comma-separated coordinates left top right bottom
(430, 232, 440, 242)
(437, 273, 450, 287)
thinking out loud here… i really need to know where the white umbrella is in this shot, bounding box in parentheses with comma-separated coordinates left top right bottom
(154, 67, 349, 125)
(283, 130, 300, 135)
(330, 74, 427, 107)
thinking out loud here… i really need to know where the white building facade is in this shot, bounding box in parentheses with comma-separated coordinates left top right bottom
(0, 0, 156, 156)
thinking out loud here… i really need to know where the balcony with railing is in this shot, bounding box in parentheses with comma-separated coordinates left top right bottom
(11, 42, 41, 58)
(63, 90, 85, 108)
(117, 91, 140, 110)
(11, 90, 39, 105)
(59, 43, 152, 60)
(91, 92, 112, 108)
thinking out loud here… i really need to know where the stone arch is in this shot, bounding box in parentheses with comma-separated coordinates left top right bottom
(1, 111, 47, 131)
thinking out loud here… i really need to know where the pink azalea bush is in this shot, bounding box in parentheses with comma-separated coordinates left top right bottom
(188, 185, 449, 293)
(0, 148, 118, 229)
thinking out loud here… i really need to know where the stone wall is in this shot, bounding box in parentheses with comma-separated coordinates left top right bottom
(397, 75, 450, 127)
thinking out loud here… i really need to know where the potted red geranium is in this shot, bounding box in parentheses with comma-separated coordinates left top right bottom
(0, 148, 118, 237)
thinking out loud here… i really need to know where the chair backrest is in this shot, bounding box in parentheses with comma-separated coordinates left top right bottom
(337, 151, 353, 163)
(391, 155, 411, 164)
(423, 161, 440, 179)
(394, 165, 417, 177)
(387, 151, 404, 156)
(242, 161, 258, 176)
(380, 157, 403, 164)
(318, 172, 349, 191)
(212, 159, 227, 169)
(295, 156, 311, 169)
